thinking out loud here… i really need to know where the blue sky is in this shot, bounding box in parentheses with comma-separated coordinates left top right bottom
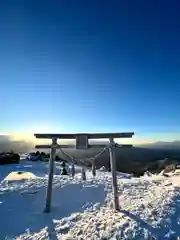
(0, 0, 180, 143)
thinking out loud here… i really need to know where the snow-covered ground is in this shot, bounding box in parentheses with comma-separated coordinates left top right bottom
(0, 159, 180, 239)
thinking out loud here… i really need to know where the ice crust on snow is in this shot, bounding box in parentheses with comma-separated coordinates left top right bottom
(0, 160, 180, 239)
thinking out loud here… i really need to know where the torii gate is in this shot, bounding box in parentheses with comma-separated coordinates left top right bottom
(34, 132, 134, 212)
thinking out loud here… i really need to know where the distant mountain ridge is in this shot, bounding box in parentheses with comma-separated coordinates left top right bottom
(0, 134, 180, 152)
(138, 141, 180, 149)
(0, 135, 33, 153)
(1, 135, 180, 176)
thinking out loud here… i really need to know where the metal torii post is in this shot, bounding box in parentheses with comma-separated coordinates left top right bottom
(34, 132, 134, 212)
(71, 156, 75, 177)
(92, 160, 96, 176)
(44, 137, 57, 213)
(109, 138, 119, 210)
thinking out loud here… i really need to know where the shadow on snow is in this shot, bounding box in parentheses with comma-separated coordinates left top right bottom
(120, 193, 180, 239)
(0, 182, 106, 239)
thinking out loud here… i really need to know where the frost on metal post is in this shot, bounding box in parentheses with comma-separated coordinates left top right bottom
(71, 159, 75, 177)
(92, 161, 96, 176)
(81, 167, 86, 180)
(109, 138, 120, 211)
(44, 137, 57, 213)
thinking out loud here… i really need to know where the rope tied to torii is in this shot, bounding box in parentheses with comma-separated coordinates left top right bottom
(59, 146, 107, 164)
(58, 142, 121, 177)
(58, 140, 121, 167)
(58, 146, 108, 177)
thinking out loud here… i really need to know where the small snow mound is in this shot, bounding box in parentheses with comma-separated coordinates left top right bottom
(99, 166, 107, 172)
(159, 170, 175, 177)
(4, 171, 37, 181)
(159, 170, 164, 176)
(116, 172, 133, 179)
(144, 171, 152, 177)
(173, 169, 180, 175)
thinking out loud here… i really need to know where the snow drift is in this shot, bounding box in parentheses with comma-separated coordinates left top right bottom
(0, 160, 180, 239)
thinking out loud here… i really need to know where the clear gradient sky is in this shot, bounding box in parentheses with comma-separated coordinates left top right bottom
(0, 0, 180, 143)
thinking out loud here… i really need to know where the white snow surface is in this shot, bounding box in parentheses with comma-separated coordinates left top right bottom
(4, 171, 37, 181)
(1, 160, 180, 239)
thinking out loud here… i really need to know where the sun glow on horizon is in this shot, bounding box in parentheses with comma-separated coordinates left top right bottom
(7, 124, 59, 142)
(7, 131, 155, 145)
(1, 128, 180, 145)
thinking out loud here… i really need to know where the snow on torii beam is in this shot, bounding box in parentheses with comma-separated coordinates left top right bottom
(34, 132, 134, 212)
(35, 144, 133, 149)
(35, 133, 134, 150)
(34, 132, 134, 139)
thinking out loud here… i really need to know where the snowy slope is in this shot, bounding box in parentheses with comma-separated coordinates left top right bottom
(0, 160, 180, 239)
